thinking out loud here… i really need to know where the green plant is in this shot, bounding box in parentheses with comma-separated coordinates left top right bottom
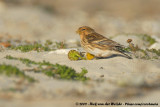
(5, 55, 89, 81)
(54, 41, 66, 49)
(9, 40, 68, 52)
(10, 42, 52, 52)
(146, 49, 160, 56)
(44, 40, 53, 46)
(112, 33, 156, 46)
(139, 34, 156, 46)
(0, 64, 36, 82)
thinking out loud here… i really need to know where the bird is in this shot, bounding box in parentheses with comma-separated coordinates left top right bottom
(76, 26, 132, 59)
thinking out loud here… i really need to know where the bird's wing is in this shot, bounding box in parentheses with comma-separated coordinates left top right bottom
(85, 33, 105, 42)
(86, 33, 125, 52)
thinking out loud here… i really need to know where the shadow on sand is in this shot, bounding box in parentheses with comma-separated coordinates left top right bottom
(97, 54, 132, 59)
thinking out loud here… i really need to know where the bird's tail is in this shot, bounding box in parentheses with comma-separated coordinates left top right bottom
(114, 45, 132, 59)
(121, 52, 132, 59)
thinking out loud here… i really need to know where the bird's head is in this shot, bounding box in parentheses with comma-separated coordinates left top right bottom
(76, 26, 95, 35)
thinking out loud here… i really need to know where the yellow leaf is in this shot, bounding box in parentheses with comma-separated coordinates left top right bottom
(86, 53, 95, 60)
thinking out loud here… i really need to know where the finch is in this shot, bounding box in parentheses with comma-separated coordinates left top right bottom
(76, 26, 132, 59)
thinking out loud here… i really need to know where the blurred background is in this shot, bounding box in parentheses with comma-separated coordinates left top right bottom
(1, 0, 160, 41)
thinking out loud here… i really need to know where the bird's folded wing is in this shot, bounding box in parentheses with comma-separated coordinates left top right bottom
(86, 33, 126, 52)
(94, 39, 124, 51)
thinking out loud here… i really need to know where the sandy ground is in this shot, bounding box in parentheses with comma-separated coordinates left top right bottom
(0, 1, 160, 107)
(0, 50, 160, 107)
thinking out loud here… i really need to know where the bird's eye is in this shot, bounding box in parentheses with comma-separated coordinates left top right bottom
(81, 29, 85, 31)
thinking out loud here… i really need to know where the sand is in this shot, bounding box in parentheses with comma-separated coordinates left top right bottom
(0, 50, 160, 107)
(0, 1, 160, 107)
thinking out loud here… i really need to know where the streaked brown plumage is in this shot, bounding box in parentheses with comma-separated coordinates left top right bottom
(76, 26, 132, 59)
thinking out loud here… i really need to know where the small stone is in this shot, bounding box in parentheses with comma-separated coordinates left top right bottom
(100, 67, 103, 69)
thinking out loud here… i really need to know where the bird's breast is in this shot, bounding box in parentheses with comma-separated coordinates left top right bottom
(88, 48, 119, 57)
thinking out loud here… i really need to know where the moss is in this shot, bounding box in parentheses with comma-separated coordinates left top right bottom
(5, 55, 89, 81)
(0, 64, 36, 82)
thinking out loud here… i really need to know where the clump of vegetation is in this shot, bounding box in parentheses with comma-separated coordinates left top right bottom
(44, 40, 53, 46)
(68, 50, 86, 60)
(126, 39, 160, 60)
(9, 40, 67, 52)
(138, 34, 156, 46)
(5, 55, 89, 81)
(146, 49, 160, 56)
(123, 47, 132, 53)
(127, 33, 156, 46)
(6, 55, 38, 66)
(10, 42, 52, 52)
(112, 33, 156, 46)
(0, 64, 36, 82)
(136, 49, 150, 59)
(68, 50, 95, 60)
(110, 33, 158, 60)
(54, 41, 66, 49)
(68, 50, 82, 61)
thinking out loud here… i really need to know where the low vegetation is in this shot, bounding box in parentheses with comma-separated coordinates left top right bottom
(10, 43, 52, 52)
(5, 55, 89, 81)
(9, 40, 66, 52)
(126, 39, 160, 60)
(0, 64, 36, 82)
(112, 33, 156, 46)
(135, 34, 156, 46)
